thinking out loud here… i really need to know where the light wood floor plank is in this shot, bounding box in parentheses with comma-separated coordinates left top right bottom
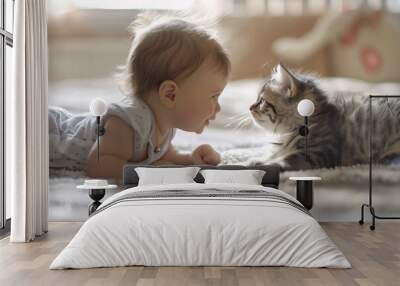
(0, 222, 399, 286)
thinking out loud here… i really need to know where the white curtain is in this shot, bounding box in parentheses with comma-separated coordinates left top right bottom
(8, 0, 49, 242)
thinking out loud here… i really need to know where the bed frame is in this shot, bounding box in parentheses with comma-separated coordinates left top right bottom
(122, 164, 280, 189)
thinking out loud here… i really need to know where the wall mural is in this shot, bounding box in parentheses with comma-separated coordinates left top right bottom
(47, 8, 400, 223)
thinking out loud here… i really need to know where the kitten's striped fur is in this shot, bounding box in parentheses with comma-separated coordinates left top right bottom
(250, 64, 400, 170)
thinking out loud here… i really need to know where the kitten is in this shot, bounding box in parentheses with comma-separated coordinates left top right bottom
(249, 63, 400, 170)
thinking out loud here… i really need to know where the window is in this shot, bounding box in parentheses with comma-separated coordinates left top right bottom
(70, 0, 194, 10)
(0, 0, 14, 235)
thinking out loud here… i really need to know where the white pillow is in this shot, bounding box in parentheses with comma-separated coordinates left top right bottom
(200, 169, 266, 185)
(135, 167, 200, 186)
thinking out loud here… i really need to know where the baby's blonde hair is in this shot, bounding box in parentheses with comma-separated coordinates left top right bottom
(118, 13, 231, 97)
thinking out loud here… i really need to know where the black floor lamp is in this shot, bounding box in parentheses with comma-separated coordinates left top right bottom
(359, 95, 400, 230)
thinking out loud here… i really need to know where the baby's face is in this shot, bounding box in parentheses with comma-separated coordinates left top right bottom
(173, 61, 228, 134)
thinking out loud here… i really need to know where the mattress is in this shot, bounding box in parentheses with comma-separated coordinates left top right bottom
(50, 183, 351, 269)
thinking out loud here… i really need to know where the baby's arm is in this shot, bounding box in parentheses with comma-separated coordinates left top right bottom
(155, 144, 194, 165)
(86, 116, 134, 180)
(155, 144, 221, 166)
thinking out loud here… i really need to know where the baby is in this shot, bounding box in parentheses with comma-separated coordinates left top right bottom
(48, 15, 231, 180)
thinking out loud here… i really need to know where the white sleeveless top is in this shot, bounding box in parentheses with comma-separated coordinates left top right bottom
(49, 97, 175, 171)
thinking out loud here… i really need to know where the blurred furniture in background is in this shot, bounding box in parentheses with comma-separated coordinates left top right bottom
(47, 10, 328, 82)
(218, 14, 330, 80)
(47, 0, 400, 84)
(273, 9, 400, 82)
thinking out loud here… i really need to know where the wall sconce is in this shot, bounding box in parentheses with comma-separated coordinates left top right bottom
(297, 99, 315, 165)
(89, 98, 108, 161)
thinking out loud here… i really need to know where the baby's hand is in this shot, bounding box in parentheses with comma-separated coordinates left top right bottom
(192, 144, 221, 165)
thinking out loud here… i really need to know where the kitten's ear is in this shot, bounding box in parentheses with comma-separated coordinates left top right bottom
(272, 63, 300, 97)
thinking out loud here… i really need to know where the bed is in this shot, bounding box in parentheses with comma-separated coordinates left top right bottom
(50, 164, 350, 269)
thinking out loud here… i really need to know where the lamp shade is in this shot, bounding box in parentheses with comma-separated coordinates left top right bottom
(90, 98, 108, 116)
(297, 99, 315, 117)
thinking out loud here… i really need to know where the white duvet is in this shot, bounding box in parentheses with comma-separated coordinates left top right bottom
(50, 183, 351, 269)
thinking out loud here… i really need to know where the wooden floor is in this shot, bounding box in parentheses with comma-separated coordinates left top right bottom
(0, 222, 399, 286)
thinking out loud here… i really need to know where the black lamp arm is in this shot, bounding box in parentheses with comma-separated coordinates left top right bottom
(298, 116, 309, 164)
(96, 116, 106, 136)
(96, 116, 106, 161)
(299, 116, 309, 136)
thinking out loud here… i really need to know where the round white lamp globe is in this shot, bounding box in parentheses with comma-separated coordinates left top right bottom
(297, 99, 315, 117)
(90, 98, 108, 117)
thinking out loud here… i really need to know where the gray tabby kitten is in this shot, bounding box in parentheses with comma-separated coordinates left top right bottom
(249, 64, 400, 170)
